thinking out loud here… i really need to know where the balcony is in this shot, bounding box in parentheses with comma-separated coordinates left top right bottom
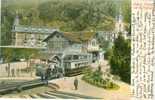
(87, 45, 99, 52)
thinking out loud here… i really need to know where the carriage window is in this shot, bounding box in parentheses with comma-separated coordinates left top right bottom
(65, 63, 70, 69)
(64, 56, 72, 60)
(73, 55, 79, 60)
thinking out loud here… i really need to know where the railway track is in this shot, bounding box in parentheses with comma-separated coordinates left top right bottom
(0, 79, 45, 94)
(2, 90, 101, 99)
(0, 67, 87, 95)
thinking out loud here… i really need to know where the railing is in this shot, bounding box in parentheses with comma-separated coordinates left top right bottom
(87, 46, 99, 52)
(64, 59, 90, 62)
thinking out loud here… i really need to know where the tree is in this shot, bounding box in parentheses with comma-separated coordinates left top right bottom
(122, 0, 131, 24)
(1, 0, 130, 46)
(2, 48, 40, 76)
(2, 48, 40, 62)
(109, 33, 131, 83)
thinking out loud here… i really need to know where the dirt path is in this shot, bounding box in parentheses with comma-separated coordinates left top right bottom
(49, 75, 131, 100)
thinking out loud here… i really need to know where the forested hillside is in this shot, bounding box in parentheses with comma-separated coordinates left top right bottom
(1, 0, 130, 45)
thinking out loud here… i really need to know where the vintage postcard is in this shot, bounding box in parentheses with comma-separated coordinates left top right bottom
(0, 0, 154, 100)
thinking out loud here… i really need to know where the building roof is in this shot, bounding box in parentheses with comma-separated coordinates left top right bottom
(40, 51, 89, 60)
(43, 31, 96, 43)
(64, 32, 96, 42)
(12, 25, 59, 34)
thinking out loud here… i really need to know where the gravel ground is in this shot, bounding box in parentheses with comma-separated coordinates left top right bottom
(50, 75, 131, 100)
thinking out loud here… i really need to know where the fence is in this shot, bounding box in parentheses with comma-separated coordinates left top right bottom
(0, 61, 35, 77)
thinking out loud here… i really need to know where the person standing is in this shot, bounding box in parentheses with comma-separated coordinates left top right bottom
(41, 71, 44, 81)
(74, 77, 78, 90)
(45, 67, 51, 85)
(11, 69, 15, 77)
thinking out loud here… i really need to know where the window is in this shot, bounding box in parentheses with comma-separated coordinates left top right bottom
(56, 35, 60, 38)
(92, 39, 96, 46)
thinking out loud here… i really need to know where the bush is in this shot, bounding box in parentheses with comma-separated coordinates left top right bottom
(104, 49, 112, 60)
(112, 75, 120, 80)
(82, 69, 119, 90)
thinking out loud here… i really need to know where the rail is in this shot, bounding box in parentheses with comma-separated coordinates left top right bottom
(0, 79, 45, 94)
